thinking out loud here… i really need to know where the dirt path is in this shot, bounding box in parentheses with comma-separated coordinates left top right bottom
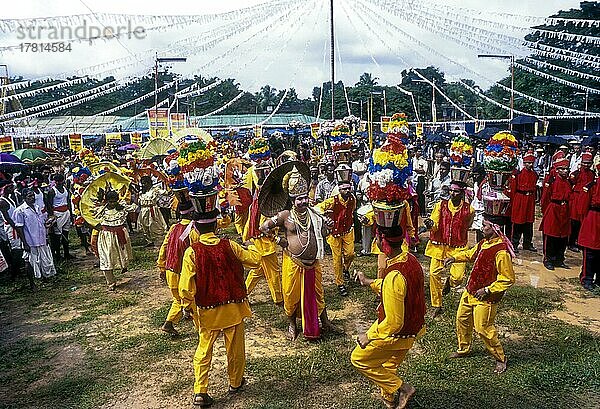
(1, 226, 598, 409)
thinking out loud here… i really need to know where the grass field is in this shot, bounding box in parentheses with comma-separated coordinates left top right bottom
(0, 238, 598, 409)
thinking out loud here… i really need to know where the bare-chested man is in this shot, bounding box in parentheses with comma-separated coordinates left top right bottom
(260, 166, 336, 340)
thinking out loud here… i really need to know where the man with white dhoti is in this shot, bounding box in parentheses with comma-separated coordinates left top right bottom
(46, 173, 73, 261)
(13, 189, 56, 281)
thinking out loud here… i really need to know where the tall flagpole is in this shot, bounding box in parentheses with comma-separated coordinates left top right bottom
(330, 0, 335, 120)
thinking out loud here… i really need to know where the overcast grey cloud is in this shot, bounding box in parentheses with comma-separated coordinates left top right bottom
(0, 0, 584, 98)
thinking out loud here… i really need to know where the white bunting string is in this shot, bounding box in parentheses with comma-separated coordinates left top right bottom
(514, 62, 600, 95)
(0, 77, 88, 102)
(354, 0, 538, 117)
(522, 57, 600, 82)
(523, 41, 600, 65)
(533, 28, 600, 45)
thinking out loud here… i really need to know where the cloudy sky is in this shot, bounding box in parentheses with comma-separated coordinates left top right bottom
(0, 0, 583, 98)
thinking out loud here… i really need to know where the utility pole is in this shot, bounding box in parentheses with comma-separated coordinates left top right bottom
(330, 0, 335, 120)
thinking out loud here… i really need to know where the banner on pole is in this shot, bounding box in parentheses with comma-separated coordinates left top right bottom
(0, 136, 14, 153)
(68, 134, 82, 152)
(415, 123, 423, 138)
(310, 123, 320, 139)
(147, 108, 170, 139)
(542, 119, 550, 136)
(475, 120, 485, 134)
(170, 113, 187, 133)
(131, 132, 142, 146)
(254, 125, 262, 138)
(105, 132, 122, 145)
(380, 116, 391, 133)
(359, 121, 367, 132)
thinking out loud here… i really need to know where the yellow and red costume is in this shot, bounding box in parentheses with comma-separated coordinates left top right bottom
(157, 219, 201, 328)
(179, 232, 260, 395)
(425, 199, 474, 308)
(243, 186, 283, 304)
(451, 237, 515, 362)
(316, 193, 356, 285)
(351, 250, 426, 403)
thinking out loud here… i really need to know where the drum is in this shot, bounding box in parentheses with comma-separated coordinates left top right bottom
(487, 171, 512, 190)
(450, 167, 470, 184)
(483, 196, 510, 217)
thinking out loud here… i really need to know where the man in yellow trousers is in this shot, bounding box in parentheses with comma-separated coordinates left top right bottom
(444, 216, 515, 374)
(316, 165, 356, 297)
(243, 162, 283, 305)
(352, 221, 426, 409)
(424, 182, 474, 318)
(157, 200, 200, 335)
(179, 193, 260, 407)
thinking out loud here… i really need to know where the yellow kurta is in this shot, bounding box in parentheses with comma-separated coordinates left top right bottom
(242, 212, 282, 304)
(156, 219, 201, 324)
(316, 194, 355, 285)
(351, 252, 426, 402)
(451, 237, 515, 362)
(425, 200, 474, 308)
(178, 232, 260, 395)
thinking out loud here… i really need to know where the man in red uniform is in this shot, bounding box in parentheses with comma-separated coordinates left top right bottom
(568, 152, 595, 252)
(540, 157, 572, 271)
(577, 163, 600, 291)
(509, 151, 538, 253)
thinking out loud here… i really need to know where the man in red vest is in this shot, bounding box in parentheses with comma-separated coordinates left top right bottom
(424, 182, 474, 317)
(508, 151, 538, 253)
(316, 164, 356, 296)
(157, 200, 199, 335)
(243, 162, 283, 306)
(352, 222, 425, 409)
(568, 152, 595, 252)
(178, 194, 261, 407)
(444, 216, 515, 374)
(577, 163, 600, 291)
(540, 157, 572, 270)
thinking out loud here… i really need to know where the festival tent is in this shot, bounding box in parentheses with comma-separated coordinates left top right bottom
(510, 115, 538, 125)
(532, 135, 571, 145)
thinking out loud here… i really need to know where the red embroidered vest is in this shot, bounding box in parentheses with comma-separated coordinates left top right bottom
(331, 195, 355, 236)
(193, 239, 247, 309)
(377, 253, 426, 337)
(234, 187, 252, 214)
(165, 222, 190, 274)
(247, 190, 262, 239)
(466, 241, 508, 303)
(429, 200, 471, 247)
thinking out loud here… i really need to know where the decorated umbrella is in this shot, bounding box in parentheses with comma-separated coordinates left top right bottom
(258, 161, 310, 217)
(172, 128, 212, 145)
(80, 172, 131, 227)
(12, 148, 49, 164)
(531, 135, 570, 145)
(138, 138, 176, 160)
(117, 143, 140, 151)
(0, 153, 28, 173)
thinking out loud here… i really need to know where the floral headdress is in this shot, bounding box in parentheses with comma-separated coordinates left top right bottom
(78, 148, 99, 167)
(174, 138, 218, 195)
(386, 113, 410, 143)
(449, 136, 474, 168)
(367, 115, 412, 205)
(483, 131, 519, 172)
(248, 137, 271, 163)
(330, 122, 352, 152)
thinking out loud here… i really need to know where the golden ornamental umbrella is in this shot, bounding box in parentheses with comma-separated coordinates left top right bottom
(138, 138, 176, 160)
(258, 161, 310, 217)
(80, 172, 131, 227)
